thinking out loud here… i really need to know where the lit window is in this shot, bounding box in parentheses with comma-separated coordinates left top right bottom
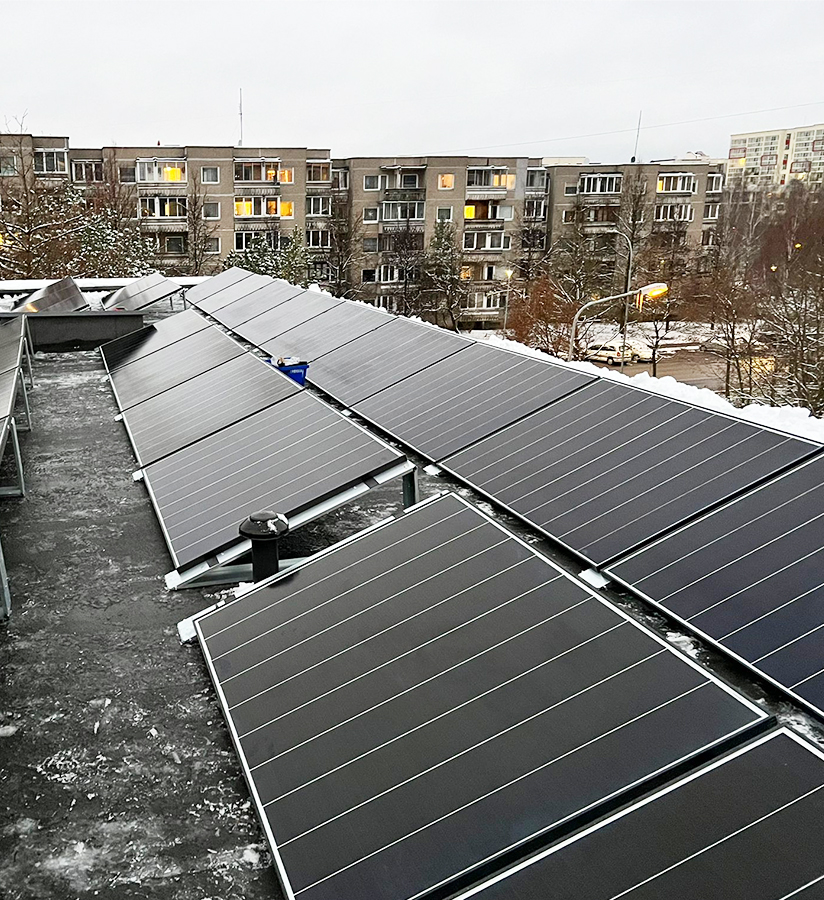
(464, 205, 476, 219)
(201, 166, 219, 183)
(266, 199, 279, 216)
(656, 173, 697, 194)
(436, 207, 452, 221)
(139, 197, 187, 218)
(460, 266, 472, 280)
(34, 150, 68, 174)
(136, 159, 187, 183)
(205, 237, 220, 254)
(280, 200, 294, 218)
(278, 167, 294, 184)
(363, 207, 379, 222)
(307, 163, 331, 182)
(235, 198, 253, 217)
(364, 175, 380, 190)
(203, 202, 220, 219)
(234, 197, 279, 217)
(439, 173, 455, 190)
(234, 160, 280, 182)
(265, 165, 278, 182)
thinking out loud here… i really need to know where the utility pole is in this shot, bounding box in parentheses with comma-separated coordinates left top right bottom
(238, 88, 243, 148)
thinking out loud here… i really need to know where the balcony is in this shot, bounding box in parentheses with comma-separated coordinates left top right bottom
(231, 184, 281, 196)
(383, 188, 426, 202)
(464, 219, 505, 231)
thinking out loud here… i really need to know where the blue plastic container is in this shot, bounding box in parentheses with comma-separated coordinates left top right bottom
(274, 361, 309, 386)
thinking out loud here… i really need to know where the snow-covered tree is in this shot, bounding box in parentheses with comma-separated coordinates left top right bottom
(420, 221, 469, 331)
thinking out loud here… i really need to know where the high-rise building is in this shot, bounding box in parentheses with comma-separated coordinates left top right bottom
(727, 124, 824, 189)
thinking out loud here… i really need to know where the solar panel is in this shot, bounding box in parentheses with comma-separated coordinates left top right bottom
(607, 453, 824, 716)
(104, 272, 183, 311)
(212, 281, 308, 330)
(0, 320, 25, 375)
(0, 369, 18, 419)
(234, 289, 341, 347)
(442, 379, 818, 565)
(122, 354, 301, 467)
(195, 492, 765, 900)
(307, 316, 471, 406)
(354, 343, 595, 462)
(184, 267, 260, 307)
(451, 729, 824, 900)
(195, 273, 274, 315)
(109, 326, 246, 410)
(259, 299, 392, 362)
(100, 309, 212, 372)
(13, 276, 87, 313)
(143, 392, 405, 568)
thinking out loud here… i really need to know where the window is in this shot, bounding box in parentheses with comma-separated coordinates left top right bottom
(137, 159, 186, 183)
(164, 235, 187, 254)
(307, 162, 331, 182)
(438, 173, 455, 190)
(656, 173, 697, 194)
(306, 196, 331, 216)
(119, 165, 136, 183)
(466, 168, 515, 189)
(201, 166, 219, 183)
(277, 167, 294, 184)
(375, 296, 396, 311)
(791, 160, 811, 173)
(701, 229, 717, 246)
(234, 197, 279, 217)
(235, 231, 267, 251)
(362, 268, 377, 283)
(654, 203, 694, 222)
(562, 209, 577, 223)
(490, 204, 514, 221)
(578, 173, 622, 194)
(34, 150, 68, 174)
(308, 260, 330, 281)
(522, 229, 546, 250)
(379, 264, 410, 283)
(703, 203, 720, 220)
(306, 229, 330, 248)
(0, 155, 17, 176)
(379, 232, 423, 252)
(487, 233, 511, 250)
(436, 206, 453, 221)
(564, 184, 578, 195)
(72, 160, 103, 182)
(280, 200, 294, 218)
(332, 169, 349, 189)
(234, 161, 279, 182)
(464, 204, 476, 219)
(363, 206, 379, 222)
(524, 199, 545, 219)
(364, 174, 380, 190)
(400, 173, 418, 189)
(526, 169, 547, 190)
(584, 206, 619, 224)
(139, 197, 187, 218)
(464, 232, 476, 250)
(203, 201, 220, 219)
(382, 201, 424, 220)
(204, 236, 220, 254)
(363, 237, 378, 252)
(706, 172, 724, 192)
(463, 232, 511, 250)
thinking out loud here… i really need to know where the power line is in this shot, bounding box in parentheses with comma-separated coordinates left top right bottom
(417, 100, 824, 157)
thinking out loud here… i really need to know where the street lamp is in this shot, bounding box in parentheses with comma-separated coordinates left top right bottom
(568, 283, 668, 363)
(502, 268, 514, 333)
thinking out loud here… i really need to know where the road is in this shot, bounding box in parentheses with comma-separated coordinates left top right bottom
(588, 349, 729, 392)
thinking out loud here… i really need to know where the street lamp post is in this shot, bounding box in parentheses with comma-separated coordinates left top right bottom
(568, 283, 668, 364)
(614, 231, 634, 372)
(502, 268, 514, 333)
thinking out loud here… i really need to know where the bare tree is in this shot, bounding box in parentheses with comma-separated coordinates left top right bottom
(184, 170, 220, 276)
(420, 220, 469, 331)
(383, 217, 425, 316)
(319, 195, 363, 297)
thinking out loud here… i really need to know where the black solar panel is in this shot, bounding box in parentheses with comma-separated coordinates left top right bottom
(354, 343, 595, 461)
(195, 273, 274, 315)
(607, 453, 824, 716)
(234, 290, 341, 347)
(195, 493, 765, 900)
(453, 729, 824, 900)
(184, 267, 260, 307)
(104, 272, 183, 311)
(100, 309, 212, 372)
(109, 326, 246, 410)
(307, 316, 471, 406)
(212, 281, 308, 330)
(260, 299, 392, 362)
(442, 379, 818, 565)
(122, 354, 300, 467)
(13, 276, 87, 313)
(144, 392, 405, 568)
(0, 369, 18, 419)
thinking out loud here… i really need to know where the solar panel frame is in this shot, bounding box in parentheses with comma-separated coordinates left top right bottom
(210, 281, 308, 330)
(352, 343, 596, 462)
(121, 353, 301, 467)
(104, 272, 183, 311)
(194, 492, 767, 900)
(194, 272, 275, 315)
(605, 452, 824, 718)
(183, 267, 260, 308)
(0, 325, 24, 376)
(259, 298, 393, 362)
(99, 309, 212, 373)
(12, 276, 88, 313)
(233, 290, 342, 348)
(306, 316, 473, 406)
(441, 379, 819, 566)
(0, 369, 19, 420)
(108, 325, 247, 410)
(143, 391, 407, 569)
(449, 728, 824, 900)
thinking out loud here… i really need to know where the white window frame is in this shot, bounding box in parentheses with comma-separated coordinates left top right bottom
(306, 228, 330, 248)
(202, 201, 221, 220)
(381, 201, 425, 221)
(306, 196, 331, 216)
(204, 236, 221, 254)
(279, 200, 295, 219)
(656, 172, 697, 194)
(363, 174, 380, 191)
(234, 196, 280, 218)
(400, 172, 419, 189)
(34, 149, 68, 175)
(201, 166, 220, 184)
(363, 206, 379, 222)
(234, 160, 280, 183)
(71, 160, 103, 182)
(306, 162, 331, 183)
(706, 172, 724, 192)
(332, 168, 349, 189)
(438, 173, 455, 190)
(436, 206, 453, 222)
(490, 204, 514, 221)
(564, 184, 578, 196)
(654, 203, 694, 222)
(578, 173, 622, 194)
(703, 203, 720, 221)
(525, 168, 548, 190)
(139, 196, 188, 219)
(524, 199, 546, 219)
(136, 159, 187, 183)
(379, 264, 402, 283)
(277, 167, 294, 184)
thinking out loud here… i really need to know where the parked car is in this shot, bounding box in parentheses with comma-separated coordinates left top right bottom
(582, 342, 632, 365)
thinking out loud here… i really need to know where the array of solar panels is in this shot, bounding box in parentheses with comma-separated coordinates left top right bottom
(99, 300, 407, 572)
(104, 271, 183, 311)
(186, 268, 824, 722)
(195, 492, 824, 900)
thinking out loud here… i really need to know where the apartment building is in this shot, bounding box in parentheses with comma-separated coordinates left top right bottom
(727, 124, 824, 189)
(0, 133, 724, 326)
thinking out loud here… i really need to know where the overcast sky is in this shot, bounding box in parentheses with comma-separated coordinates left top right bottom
(4, 0, 824, 162)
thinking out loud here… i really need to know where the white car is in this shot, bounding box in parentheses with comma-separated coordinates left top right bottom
(582, 342, 631, 365)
